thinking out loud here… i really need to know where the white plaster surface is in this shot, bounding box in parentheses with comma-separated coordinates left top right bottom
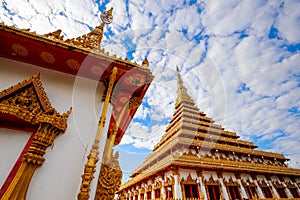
(0, 57, 109, 200)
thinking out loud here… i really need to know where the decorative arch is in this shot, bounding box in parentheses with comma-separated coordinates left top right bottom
(181, 173, 200, 199)
(0, 73, 71, 200)
(204, 176, 221, 200)
(164, 176, 174, 199)
(223, 177, 239, 186)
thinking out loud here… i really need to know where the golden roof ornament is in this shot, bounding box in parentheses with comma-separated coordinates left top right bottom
(175, 66, 195, 107)
(100, 7, 113, 24)
(64, 7, 113, 49)
(141, 57, 149, 69)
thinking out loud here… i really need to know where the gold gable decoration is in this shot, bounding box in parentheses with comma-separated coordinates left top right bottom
(0, 73, 71, 200)
(0, 72, 71, 131)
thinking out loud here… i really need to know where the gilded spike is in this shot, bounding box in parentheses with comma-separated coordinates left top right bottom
(175, 66, 195, 107)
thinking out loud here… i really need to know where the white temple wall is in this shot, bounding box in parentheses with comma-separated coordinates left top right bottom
(0, 128, 31, 186)
(0, 57, 110, 200)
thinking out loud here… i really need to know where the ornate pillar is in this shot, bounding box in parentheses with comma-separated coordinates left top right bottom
(253, 179, 264, 198)
(283, 182, 293, 198)
(77, 67, 118, 200)
(160, 179, 165, 199)
(267, 180, 279, 198)
(151, 183, 155, 199)
(235, 174, 247, 199)
(197, 170, 208, 200)
(217, 172, 229, 200)
(174, 174, 182, 199)
(171, 168, 182, 199)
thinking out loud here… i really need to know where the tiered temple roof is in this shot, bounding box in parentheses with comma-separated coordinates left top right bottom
(120, 67, 300, 190)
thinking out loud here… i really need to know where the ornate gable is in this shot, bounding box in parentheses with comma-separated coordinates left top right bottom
(0, 73, 71, 200)
(0, 72, 71, 131)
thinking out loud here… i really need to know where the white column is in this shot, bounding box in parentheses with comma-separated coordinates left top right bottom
(268, 181, 279, 198)
(174, 174, 182, 199)
(284, 186, 293, 198)
(151, 184, 155, 199)
(161, 180, 165, 199)
(138, 189, 141, 200)
(198, 177, 208, 200)
(253, 180, 264, 198)
(236, 179, 247, 199)
(218, 178, 229, 200)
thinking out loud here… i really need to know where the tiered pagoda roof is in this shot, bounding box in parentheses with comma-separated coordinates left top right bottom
(120, 67, 300, 190)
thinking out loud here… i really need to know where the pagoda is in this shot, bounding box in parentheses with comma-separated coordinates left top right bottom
(118, 67, 300, 200)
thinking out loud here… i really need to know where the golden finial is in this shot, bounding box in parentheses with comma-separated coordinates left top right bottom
(175, 65, 195, 107)
(141, 57, 149, 69)
(101, 7, 113, 24)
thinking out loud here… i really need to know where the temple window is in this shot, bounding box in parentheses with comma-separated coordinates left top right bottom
(261, 186, 273, 198)
(244, 185, 258, 199)
(165, 186, 173, 199)
(275, 187, 287, 198)
(146, 191, 151, 199)
(184, 184, 199, 199)
(206, 185, 221, 200)
(181, 174, 200, 199)
(140, 193, 144, 200)
(289, 187, 300, 198)
(227, 186, 242, 200)
(154, 188, 161, 198)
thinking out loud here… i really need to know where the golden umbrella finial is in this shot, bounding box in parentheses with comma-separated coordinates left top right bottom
(101, 7, 113, 24)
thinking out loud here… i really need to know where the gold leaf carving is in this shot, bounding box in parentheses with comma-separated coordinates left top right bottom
(0, 73, 71, 200)
(66, 59, 80, 70)
(95, 152, 122, 200)
(12, 43, 28, 56)
(41, 51, 55, 63)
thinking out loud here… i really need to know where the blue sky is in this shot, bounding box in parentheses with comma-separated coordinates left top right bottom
(1, 0, 300, 182)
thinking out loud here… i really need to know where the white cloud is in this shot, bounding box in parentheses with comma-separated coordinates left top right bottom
(276, 0, 300, 43)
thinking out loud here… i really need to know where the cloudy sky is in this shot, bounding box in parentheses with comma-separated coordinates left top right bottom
(1, 0, 300, 182)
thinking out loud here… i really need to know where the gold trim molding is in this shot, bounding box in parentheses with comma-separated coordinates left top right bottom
(0, 73, 71, 200)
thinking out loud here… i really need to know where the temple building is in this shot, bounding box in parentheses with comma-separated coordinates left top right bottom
(0, 8, 153, 200)
(118, 68, 300, 200)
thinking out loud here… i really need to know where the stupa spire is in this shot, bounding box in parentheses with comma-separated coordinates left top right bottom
(175, 66, 196, 107)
